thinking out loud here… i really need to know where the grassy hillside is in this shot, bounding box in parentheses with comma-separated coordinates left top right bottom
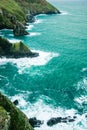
(15, 0, 60, 14)
(0, 0, 60, 29)
(0, 0, 25, 21)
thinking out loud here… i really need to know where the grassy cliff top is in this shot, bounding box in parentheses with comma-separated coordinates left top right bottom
(0, 0, 60, 29)
(0, 0, 25, 21)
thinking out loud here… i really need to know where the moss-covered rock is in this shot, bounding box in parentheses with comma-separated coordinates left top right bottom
(0, 36, 39, 58)
(0, 106, 10, 130)
(0, 93, 34, 130)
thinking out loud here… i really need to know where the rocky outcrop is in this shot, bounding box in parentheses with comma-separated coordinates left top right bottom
(29, 117, 44, 128)
(13, 21, 29, 36)
(0, 93, 34, 130)
(26, 14, 35, 23)
(0, 0, 60, 35)
(13, 100, 19, 106)
(0, 37, 39, 58)
(47, 116, 76, 126)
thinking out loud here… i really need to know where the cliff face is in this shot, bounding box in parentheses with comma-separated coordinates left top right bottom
(0, 93, 34, 130)
(0, 0, 60, 30)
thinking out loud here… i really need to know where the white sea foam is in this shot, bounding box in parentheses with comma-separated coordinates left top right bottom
(9, 93, 87, 130)
(76, 77, 87, 91)
(30, 32, 41, 36)
(8, 39, 21, 43)
(34, 19, 42, 24)
(26, 25, 34, 30)
(81, 68, 87, 72)
(0, 50, 59, 74)
(74, 95, 87, 105)
(8, 34, 13, 37)
(60, 11, 69, 15)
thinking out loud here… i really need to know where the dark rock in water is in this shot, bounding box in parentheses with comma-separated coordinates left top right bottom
(47, 117, 62, 126)
(85, 114, 87, 118)
(13, 21, 29, 36)
(47, 116, 76, 126)
(68, 119, 75, 122)
(29, 117, 44, 128)
(73, 116, 77, 119)
(26, 14, 35, 23)
(13, 100, 19, 106)
(61, 117, 68, 123)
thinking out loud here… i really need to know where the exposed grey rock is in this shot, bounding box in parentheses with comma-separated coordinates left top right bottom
(29, 117, 44, 127)
(13, 21, 29, 36)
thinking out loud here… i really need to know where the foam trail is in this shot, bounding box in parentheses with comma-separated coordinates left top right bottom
(0, 50, 59, 74)
(34, 19, 42, 24)
(8, 39, 21, 43)
(81, 68, 87, 72)
(30, 32, 41, 36)
(26, 25, 34, 30)
(60, 11, 69, 15)
(9, 93, 87, 130)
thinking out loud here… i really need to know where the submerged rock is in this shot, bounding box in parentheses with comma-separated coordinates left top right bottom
(0, 36, 39, 58)
(29, 117, 44, 128)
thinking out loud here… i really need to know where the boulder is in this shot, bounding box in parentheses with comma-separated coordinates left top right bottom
(47, 117, 62, 126)
(29, 117, 44, 127)
(13, 100, 19, 106)
(13, 21, 29, 36)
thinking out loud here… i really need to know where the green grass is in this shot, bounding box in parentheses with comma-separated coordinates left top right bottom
(0, 0, 25, 21)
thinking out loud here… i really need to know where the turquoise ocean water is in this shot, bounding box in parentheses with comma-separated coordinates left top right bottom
(0, 0, 87, 129)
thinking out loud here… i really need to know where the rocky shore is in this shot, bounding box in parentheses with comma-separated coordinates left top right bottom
(0, 0, 60, 36)
(0, 0, 61, 130)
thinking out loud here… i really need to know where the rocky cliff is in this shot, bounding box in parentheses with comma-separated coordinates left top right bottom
(0, 93, 34, 130)
(0, 0, 60, 36)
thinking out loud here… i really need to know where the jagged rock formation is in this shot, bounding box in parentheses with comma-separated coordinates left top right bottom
(13, 21, 29, 36)
(0, 0, 60, 36)
(0, 93, 34, 130)
(0, 36, 39, 58)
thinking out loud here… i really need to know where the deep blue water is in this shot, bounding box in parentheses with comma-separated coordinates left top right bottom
(0, 0, 87, 129)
